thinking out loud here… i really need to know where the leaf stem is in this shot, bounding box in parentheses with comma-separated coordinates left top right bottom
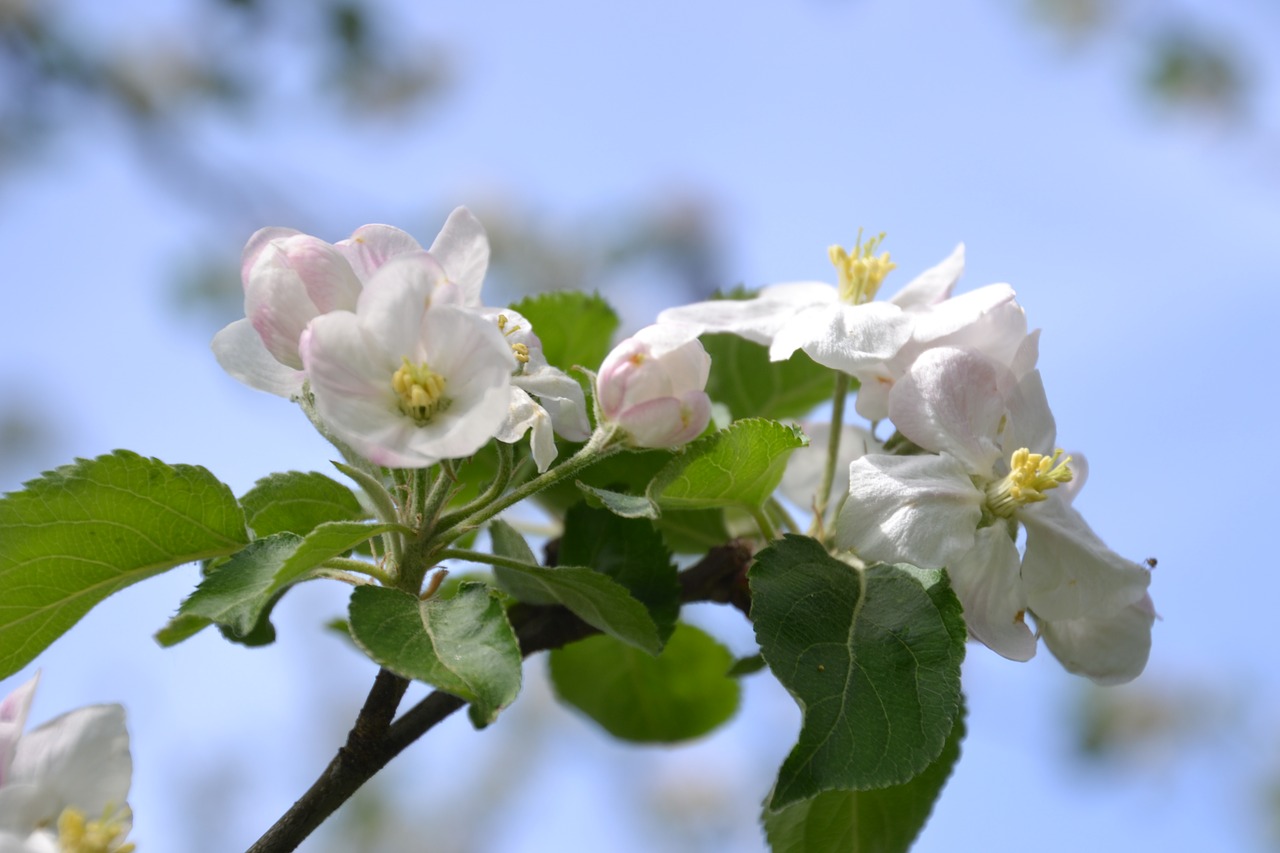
(810, 372, 850, 537)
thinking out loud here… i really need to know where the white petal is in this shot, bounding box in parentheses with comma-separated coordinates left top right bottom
(239, 226, 301, 283)
(0, 676, 38, 788)
(355, 252, 451, 356)
(338, 224, 423, 282)
(888, 347, 1007, 475)
(428, 207, 490, 305)
(211, 319, 305, 398)
(657, 284, 834, 346)
(515, 368, 591, 441)
(1040, 593, 1156, 685)
(1002, 369, 1056, 455)
(948, 526, 1037, 661)
(778, 422, 880, 511)
(836, 453, 983, 569)
(770, 302, 913, 372)
(495, 388, 557, 472)
(909, 284, 1025, 358)
(888, 243, 965, 310)
(7, 705, 130, 826)
(1019, 494, 1152, 621)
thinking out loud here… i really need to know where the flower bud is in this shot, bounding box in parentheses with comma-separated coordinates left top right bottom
(597, 323, 712, 448)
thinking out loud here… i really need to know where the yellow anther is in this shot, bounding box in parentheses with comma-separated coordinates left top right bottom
(496, 314, 523, 337)
(831, 229, 897, 305)
(56, 806, 135, 853)
(984, 448, 1073, 518)
(392, 356, 450, 425)
(511, 342, 530, 364)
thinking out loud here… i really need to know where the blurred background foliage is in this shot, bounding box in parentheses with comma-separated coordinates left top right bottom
(0, 0, 1274, 849)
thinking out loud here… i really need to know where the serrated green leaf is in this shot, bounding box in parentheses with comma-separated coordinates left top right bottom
(575, 482, 659, 519)
(701, 334, 846, 421)
(488, 519, 557, 606)
(239, 471, 367, 538)
(348, 583, 521, 727)
(171, 521, 400, 643)
(763, 701, 967, 853)
(509, 291, 619, 372)
(536, 445, 674, 516)
(649, 419, 807, 512)
(653, 508, 732, 554)
(561, 504, 679, 644)
(549, 623, 740, 742)
(750, 536, 965, 809)
(0, 451, 249, 678)
(153, 613, 212, 647)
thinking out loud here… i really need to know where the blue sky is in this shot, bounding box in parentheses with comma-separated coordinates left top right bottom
(2, 1, 1278, 850)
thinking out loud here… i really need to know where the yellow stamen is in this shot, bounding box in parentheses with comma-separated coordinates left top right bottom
(56, 806, 135, 853)
(985, 447, 1073, 518)
(496, 315, 530, 365)
(830, 229, 897, 305)
(391, 357, 450, 425)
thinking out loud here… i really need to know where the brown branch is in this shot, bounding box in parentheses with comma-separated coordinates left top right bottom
(245, 541, 754, 853)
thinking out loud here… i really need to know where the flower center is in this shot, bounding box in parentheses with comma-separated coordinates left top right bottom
(392, 357, 450, 425)
(56, 806, 135, 853)
(984, 447, 1073, 518)
(830, 230, 897, 305)
(496, 314, 530, 367)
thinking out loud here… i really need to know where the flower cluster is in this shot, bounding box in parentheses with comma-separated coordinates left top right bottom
(0, 675, 134, 853)
(656, 235, 1154, 683)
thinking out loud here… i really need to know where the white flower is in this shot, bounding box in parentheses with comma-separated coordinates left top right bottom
(300, 252, 516, 468)
(212, 207, 487, 398)
(0, 675, 134, 853)
(778, 422, 881, 512)
(483, 308, 591, 472)
(597, 323, 712, 448)
(835, 347, 1153, 681)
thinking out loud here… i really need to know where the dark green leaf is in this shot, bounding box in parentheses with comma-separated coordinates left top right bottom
(239, 470, 366, 538)
(488, 519, 556, 605)
(575, 482, 659, 519)
(763, 701, 967, 852)
(348, 583, 521, 727)
(509, 291, 619, 372)
(751, 536, 965, 809)
(649, 419, 807, 511)
(549, 623, 740, 742)
(728, 652, 767, 677)
(701, 334, 845, 421)
(561, 504, 679, 644)
(0, 451, 248, 678)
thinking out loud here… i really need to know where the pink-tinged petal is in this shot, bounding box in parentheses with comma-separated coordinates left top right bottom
(1019, 494, 1151, 621)
(338, 224, 423, 282)
(656, 283, 835, 346)
(428, 207, 489, 304)
(355, 252, 451, 356)
(1040, 593, 1156, 685)
(8, 704, 130, 824)
(244, 243, 334, 368)
(888, 347, 1007, 475)
(620, 392, 711, 448)
(948, 526, 1037, 662)
(0, 675, 39, 787)
(836, 453, 983, 569)
(211, 319, 306, 398)
(240, 226, 301, 284)
(770, 301, 913, 372)
(1002, 369, 1056, 455)
(888, 243, 965, 311)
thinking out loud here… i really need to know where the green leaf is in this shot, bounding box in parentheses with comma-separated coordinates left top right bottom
(728, 653, 767, 677)
(348, 583, 521, 727)
(750, 536, 965, 809)
(701, 334, 845, 421)
(649, 419, 807, 511)
(536, 445, 673, 516)
(509, 291, 619, 372)
(561, 504, 680, 644)
(488, 519, 556, 606)
(169, 521, 400, 643)
(549, 623, 740, 743)
(0, 451, 249, 678)
(239, 471, 367, 538)
(763, 701, 967, 853)
(575, 482, 659, 519)
(653, 508, 732, 554)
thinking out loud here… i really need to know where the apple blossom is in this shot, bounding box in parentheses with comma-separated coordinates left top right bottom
(212, 207, 488, 398)
(596, 323, 712, 448)
(835, 346, 1153, 680)
(484, 308, 591, 471)
(0, 676, 133, 853)
(300, 252, 515, 468)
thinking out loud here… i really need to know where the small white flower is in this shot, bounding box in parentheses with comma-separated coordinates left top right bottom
(213, 207, 487, 398)
(484, 308, 591, 472)
(836, 347, 1153, 681)
(0, 675, 134, 853)
(597, 324, 712, 448)
(300, 253, 515, 469)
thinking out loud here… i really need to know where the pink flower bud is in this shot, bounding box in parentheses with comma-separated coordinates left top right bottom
(597, 324, 712, 448)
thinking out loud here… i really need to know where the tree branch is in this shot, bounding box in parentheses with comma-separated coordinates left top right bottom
(245, 541, 754, 853)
